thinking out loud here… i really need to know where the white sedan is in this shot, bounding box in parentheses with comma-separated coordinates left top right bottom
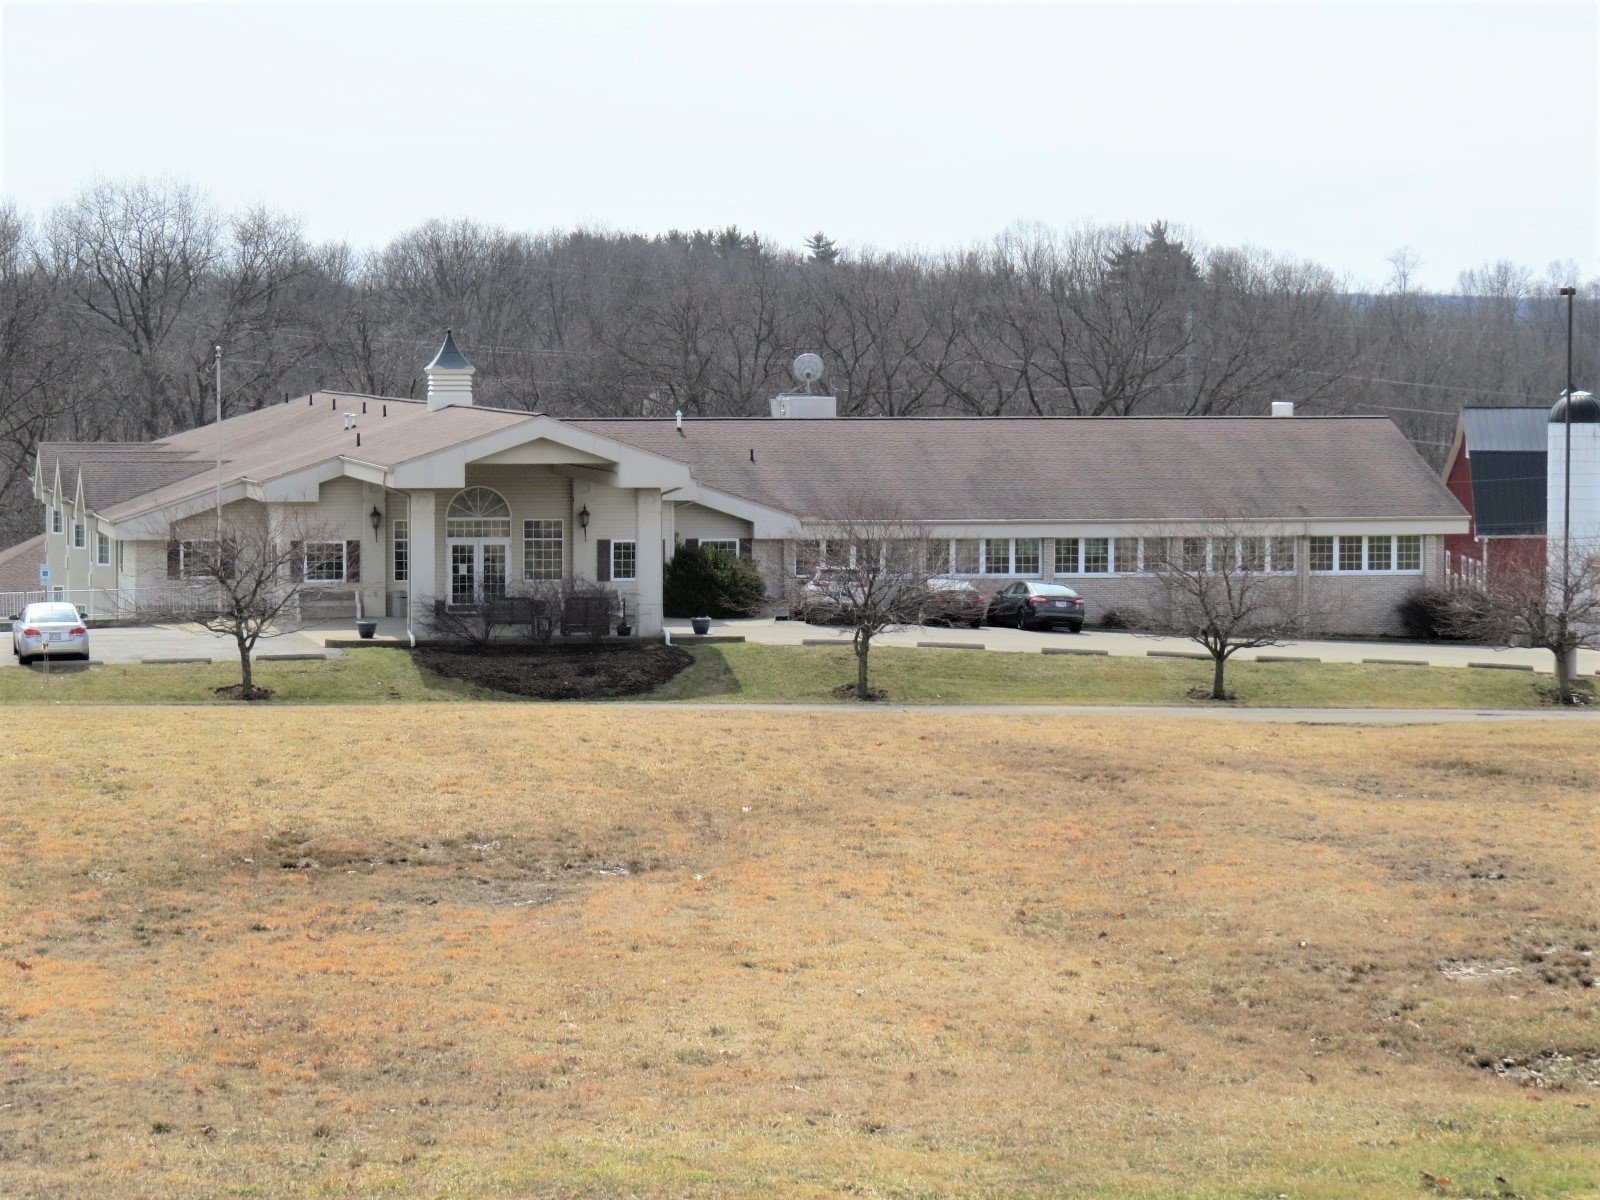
(10, 602, 89, 664)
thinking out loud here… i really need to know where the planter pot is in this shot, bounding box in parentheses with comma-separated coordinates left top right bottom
(690, 616, 712, 636)
(356, 619, 377, 640)
(616, 623, 633, 637)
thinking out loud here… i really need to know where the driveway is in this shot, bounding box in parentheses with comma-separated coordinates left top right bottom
(663, 617, 1600, 676)
(1, 623, 336, 667)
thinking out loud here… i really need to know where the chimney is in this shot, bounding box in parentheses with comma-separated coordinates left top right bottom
(1270, 401, 1295, 418)
(425, 329, 476, 410)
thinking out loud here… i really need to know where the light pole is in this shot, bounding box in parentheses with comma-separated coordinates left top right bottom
(1558, 286, 1576, 586)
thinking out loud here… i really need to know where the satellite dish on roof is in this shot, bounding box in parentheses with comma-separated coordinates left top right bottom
(791, 353, 825, 393)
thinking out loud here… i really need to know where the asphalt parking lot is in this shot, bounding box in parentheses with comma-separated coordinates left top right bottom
(1, 624, 335, 667)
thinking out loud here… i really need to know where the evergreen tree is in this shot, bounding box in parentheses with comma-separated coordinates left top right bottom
(804, 231, 840, 263)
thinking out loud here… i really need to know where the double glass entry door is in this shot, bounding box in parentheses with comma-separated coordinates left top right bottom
(449, 539, 509, 607)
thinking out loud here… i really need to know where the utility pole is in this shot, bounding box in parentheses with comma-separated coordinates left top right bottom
(214, 344, 223, 539)
(1558, 287, 1576, 587)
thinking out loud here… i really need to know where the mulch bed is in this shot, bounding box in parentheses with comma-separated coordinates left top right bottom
(416, 643, 693, 700)
(830, 683, 889, 701)
(215, 683, 276, 702)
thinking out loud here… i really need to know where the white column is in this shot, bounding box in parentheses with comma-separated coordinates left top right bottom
(634, 489, 663, 636)
(408, 491, 436, 633)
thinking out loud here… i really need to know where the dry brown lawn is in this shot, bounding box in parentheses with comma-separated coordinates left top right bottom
(2, 707, 1598, 1199)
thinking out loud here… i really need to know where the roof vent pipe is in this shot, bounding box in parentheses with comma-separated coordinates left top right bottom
(1270, 401, 1295, 418)
(675, 410, 683, 433)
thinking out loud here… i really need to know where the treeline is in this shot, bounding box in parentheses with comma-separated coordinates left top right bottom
(2, 177, 1596, 544)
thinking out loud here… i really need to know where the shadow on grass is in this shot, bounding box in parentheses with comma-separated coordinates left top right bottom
(649, 645, 744, 700)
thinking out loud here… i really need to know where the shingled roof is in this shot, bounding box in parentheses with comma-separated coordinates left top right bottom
(41, 397, 1466, 529)
(568, 415, 1467, 523)
(40, 393, 534, 520)
(0, 534, 44, 594)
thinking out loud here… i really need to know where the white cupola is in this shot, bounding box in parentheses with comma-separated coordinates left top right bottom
(425, 330, 476, 410)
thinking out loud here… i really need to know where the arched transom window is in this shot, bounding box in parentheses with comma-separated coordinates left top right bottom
(446, 487, 512, 538)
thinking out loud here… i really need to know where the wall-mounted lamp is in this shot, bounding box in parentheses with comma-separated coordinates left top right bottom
(369, 506, 383, 532)
(577, 504, 590, 539)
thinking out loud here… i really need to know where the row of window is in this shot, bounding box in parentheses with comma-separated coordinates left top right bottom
(392, 519, 570, 582)
(797, 534, 1425, 577)
(48, 510, 114, 565)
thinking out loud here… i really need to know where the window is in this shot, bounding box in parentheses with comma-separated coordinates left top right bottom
(1270, 536, 1296, 572)
(1055, 538, 1081, 574)
(1336, 535, 1364, 572)
(50, 508, 62, 534)
(979, 538, 1041, 576)
(1366, 534, 1393, 572)
(949, 539, 980, 575)
(445, 487, 511, 538)
(392, 518, 409, 582)
(179, 539, 220, 578)
(983, 538, 1011, 575)
(96, 532, 110, 566)
(1012, 539, 1040, 576)
(523, 519, 563, 580)
(1182, 537, 1209, 571)
(1308, 536, 1335, 572)
(796, 539, 823, 577)
(1396, 535, 1422, 571)
(700, 538, 739, 555)
(1142, 537, 1169, 572)
(611, 540, 637, 581)
(73, 522, 85, 549)
(1311, 535, 1422, 573)
(1113, 537, 1139, 574)
(51, 586, 64, 601)
(1082, 537, 1109, 573)
(304, 541, 347, 583)
(1240, 537, 1266, 572)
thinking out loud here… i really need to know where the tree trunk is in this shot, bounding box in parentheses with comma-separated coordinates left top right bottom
(1553, 645, 1576, 705)
(1211, 652, 1227, 700)
(856, 635, 871, 700)
(238, 635, 254, 694)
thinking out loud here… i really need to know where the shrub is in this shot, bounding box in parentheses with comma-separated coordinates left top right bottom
(1395, 587, 1458, 642)
(664, 544, 766, 619)
(1098, 607, 1146, 630)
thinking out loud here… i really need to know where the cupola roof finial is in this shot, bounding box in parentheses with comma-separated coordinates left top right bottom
(427, 329, 474, 372)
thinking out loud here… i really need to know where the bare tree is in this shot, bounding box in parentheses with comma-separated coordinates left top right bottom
(1445, 540, 1600, 705)
(156, 509, 338, 699)
(1144, 523, 1323, 700)
(799, 504, 939, 700)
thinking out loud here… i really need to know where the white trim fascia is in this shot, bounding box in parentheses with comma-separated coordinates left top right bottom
(677, 484, 803, 538)
(108, 479, 265, 540)
(790, 516, 1470, 539)
(385, 415, 694, 492)
(339, 457, 390, 486)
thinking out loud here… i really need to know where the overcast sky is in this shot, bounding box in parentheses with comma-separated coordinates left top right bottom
(2, 1, 1596, 290)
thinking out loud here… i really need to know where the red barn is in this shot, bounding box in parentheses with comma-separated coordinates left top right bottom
(1441, 407, 1547, 584)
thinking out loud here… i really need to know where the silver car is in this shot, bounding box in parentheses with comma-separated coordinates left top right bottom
(10, 602, 89, 664)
